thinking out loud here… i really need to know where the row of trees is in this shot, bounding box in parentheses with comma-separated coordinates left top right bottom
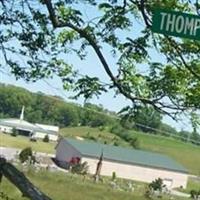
(0, 83, 199, 145)
(0, 83, 116, 128)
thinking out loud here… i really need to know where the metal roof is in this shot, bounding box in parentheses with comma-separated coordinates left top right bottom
(0, 119, 57, 135)
(65, 138, 188, 174)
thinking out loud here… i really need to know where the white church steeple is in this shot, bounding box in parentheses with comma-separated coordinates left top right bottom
(20, 106, 25, 121)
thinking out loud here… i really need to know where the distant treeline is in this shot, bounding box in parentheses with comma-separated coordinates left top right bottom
(0, 83, 199, 146)
(0, 83, 116, 128)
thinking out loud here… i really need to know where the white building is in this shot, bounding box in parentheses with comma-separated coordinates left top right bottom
(56, 138, 188, 189)
(0, 106, 59, 141)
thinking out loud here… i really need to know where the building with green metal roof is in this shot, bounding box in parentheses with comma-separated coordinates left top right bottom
(56, 137, 188, 189)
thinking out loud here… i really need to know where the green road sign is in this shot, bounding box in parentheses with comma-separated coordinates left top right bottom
(152, 9, 200, 40)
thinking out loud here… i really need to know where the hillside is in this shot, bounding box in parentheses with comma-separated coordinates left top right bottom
(61, 126, 200, 176)
(0, 83, 117, 128)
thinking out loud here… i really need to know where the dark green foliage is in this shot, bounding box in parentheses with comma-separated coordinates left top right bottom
(129, 137, 140, 149)
(98, 126, 104, 132)
(113, 141, 119, 146)
(112, 171, 116, 181)
(0, 84, 117, 128)
(11, 128, 18, 137)
(149, 178, 165, 192)
(159, 123, 178, 136)
(190, 189, 200, 199)
(43, 135, 49, 143)
(19, 147, 33, 163)
(81, 103, 116, 128)
(70, 162, 89, 175)
(133, 107, 162, 133)
(110, 126, 140, 149)
(110, 123, 125, 135)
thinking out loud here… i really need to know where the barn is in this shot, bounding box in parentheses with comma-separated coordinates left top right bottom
(56, 138, 188, 189)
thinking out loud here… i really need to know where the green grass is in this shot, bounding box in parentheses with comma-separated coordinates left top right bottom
(1, 126, 200, 175)
(0, 168, 188, 200)
(130, 130, 200, 176)
(60, 127, 200, 176)
(60, 126, 129, 147)
(0, 133, 55, 154)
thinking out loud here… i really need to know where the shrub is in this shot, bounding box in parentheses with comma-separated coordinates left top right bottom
(145, 178, 165, 199)
(113, 141, 119, 146)
(190, 189, 200, 199)
(130, 137, 140, 149)
(112, 171, 116, 181)
(43, 134, 49, 143)
(19, 147, 32, 163)
(98, 126, 104, 131)
(71, 161, 89, 176)
(110, 124, 125, 135)
(11, 128, 18, 137)
(149, 178, 165, 192)
(30, 137, 37, 142)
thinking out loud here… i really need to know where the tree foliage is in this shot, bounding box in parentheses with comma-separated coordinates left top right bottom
(149, 178, 165, 192)
(0, 83, 116, 128)
(19, 147, 33, 163)
(70, 161, 89, 176)
(0, 0, 200, 122)
(43, 134, 50, 142)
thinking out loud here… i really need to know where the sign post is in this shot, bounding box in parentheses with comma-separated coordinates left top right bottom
(152, 9, 200, 40)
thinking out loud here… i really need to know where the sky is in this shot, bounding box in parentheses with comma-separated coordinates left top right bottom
(0, 1, 194, 132)
(0, 48, 192, 132)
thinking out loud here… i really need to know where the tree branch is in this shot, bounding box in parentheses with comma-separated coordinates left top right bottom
(43, 0, 189, 119)
(166, 37, 200, 80)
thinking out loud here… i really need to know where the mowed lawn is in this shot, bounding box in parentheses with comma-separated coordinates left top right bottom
(0, 169, 188, 200)
(0, 132, 55, 154)
(61, 127, 200, 176)
(60, 126, 129, 147)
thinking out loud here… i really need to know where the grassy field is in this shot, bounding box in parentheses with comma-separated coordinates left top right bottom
(61, 126, 200, 176)
(60, 126, 129, 147)
(0, 133, 55, 154)
(129, 130, 200, 176)
(0, 128, 199, 200)
(1, 126, 200, 175)
(0, 168, 188, 200)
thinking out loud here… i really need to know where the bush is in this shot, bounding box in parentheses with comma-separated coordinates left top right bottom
(130, 137, 140, 149)
(11, 128, 18, 137)
(149, 178, 165, 192)
(145, 178, 165, 199)
(19, 147, 32, 163)
(71, 161, 89, 176)
(30, 137, 37, 142)
(110, 123, 125, 135)
(113, 141, 119, 146)
(190, 189, 200, 199)
(43, 134, 49, 142)
(98, 126, 105, 131)
(112, 171, 117, 181)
